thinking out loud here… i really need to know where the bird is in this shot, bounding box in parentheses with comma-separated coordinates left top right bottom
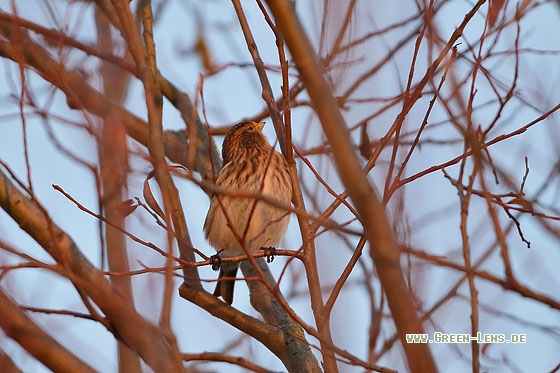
(203, 121, 292, 304)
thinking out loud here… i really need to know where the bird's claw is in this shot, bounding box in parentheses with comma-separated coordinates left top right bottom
(261, 246, 277, 263)
(210, 252, 222, 271)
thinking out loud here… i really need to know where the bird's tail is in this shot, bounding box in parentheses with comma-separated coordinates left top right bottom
(213, 265, 238, 305)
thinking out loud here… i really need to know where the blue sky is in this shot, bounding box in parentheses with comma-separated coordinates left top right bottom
(1, 1, 560, 372)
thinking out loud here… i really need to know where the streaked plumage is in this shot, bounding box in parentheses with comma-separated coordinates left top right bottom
(203, 121, 292, 304)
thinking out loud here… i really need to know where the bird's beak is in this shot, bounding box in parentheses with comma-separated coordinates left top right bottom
(256, 122, 265, 132)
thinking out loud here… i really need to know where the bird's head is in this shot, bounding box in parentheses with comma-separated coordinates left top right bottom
(222, 121, 270, 163)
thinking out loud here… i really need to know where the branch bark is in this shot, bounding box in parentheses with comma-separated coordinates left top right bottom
(263, 1, 437, 371)
(95, 7, 141, 371)
(0, 168, 184, 372)
(0, 288, 95, 373)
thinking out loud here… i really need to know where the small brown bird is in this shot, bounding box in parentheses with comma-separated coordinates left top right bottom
(203, 121, 292, 304)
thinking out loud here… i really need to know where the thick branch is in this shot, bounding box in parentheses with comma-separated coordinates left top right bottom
(0, 288, 95, 373)
(0, 14, 216, 176)
(263, 1, 436, 371)
(0, 169, 183, 372)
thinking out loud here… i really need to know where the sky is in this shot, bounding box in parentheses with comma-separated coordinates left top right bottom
(1, 0, 560, 372)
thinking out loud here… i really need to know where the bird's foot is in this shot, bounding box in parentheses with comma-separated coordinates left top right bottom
(210, 251, 222, 271)
(260, 246, 277, 263)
